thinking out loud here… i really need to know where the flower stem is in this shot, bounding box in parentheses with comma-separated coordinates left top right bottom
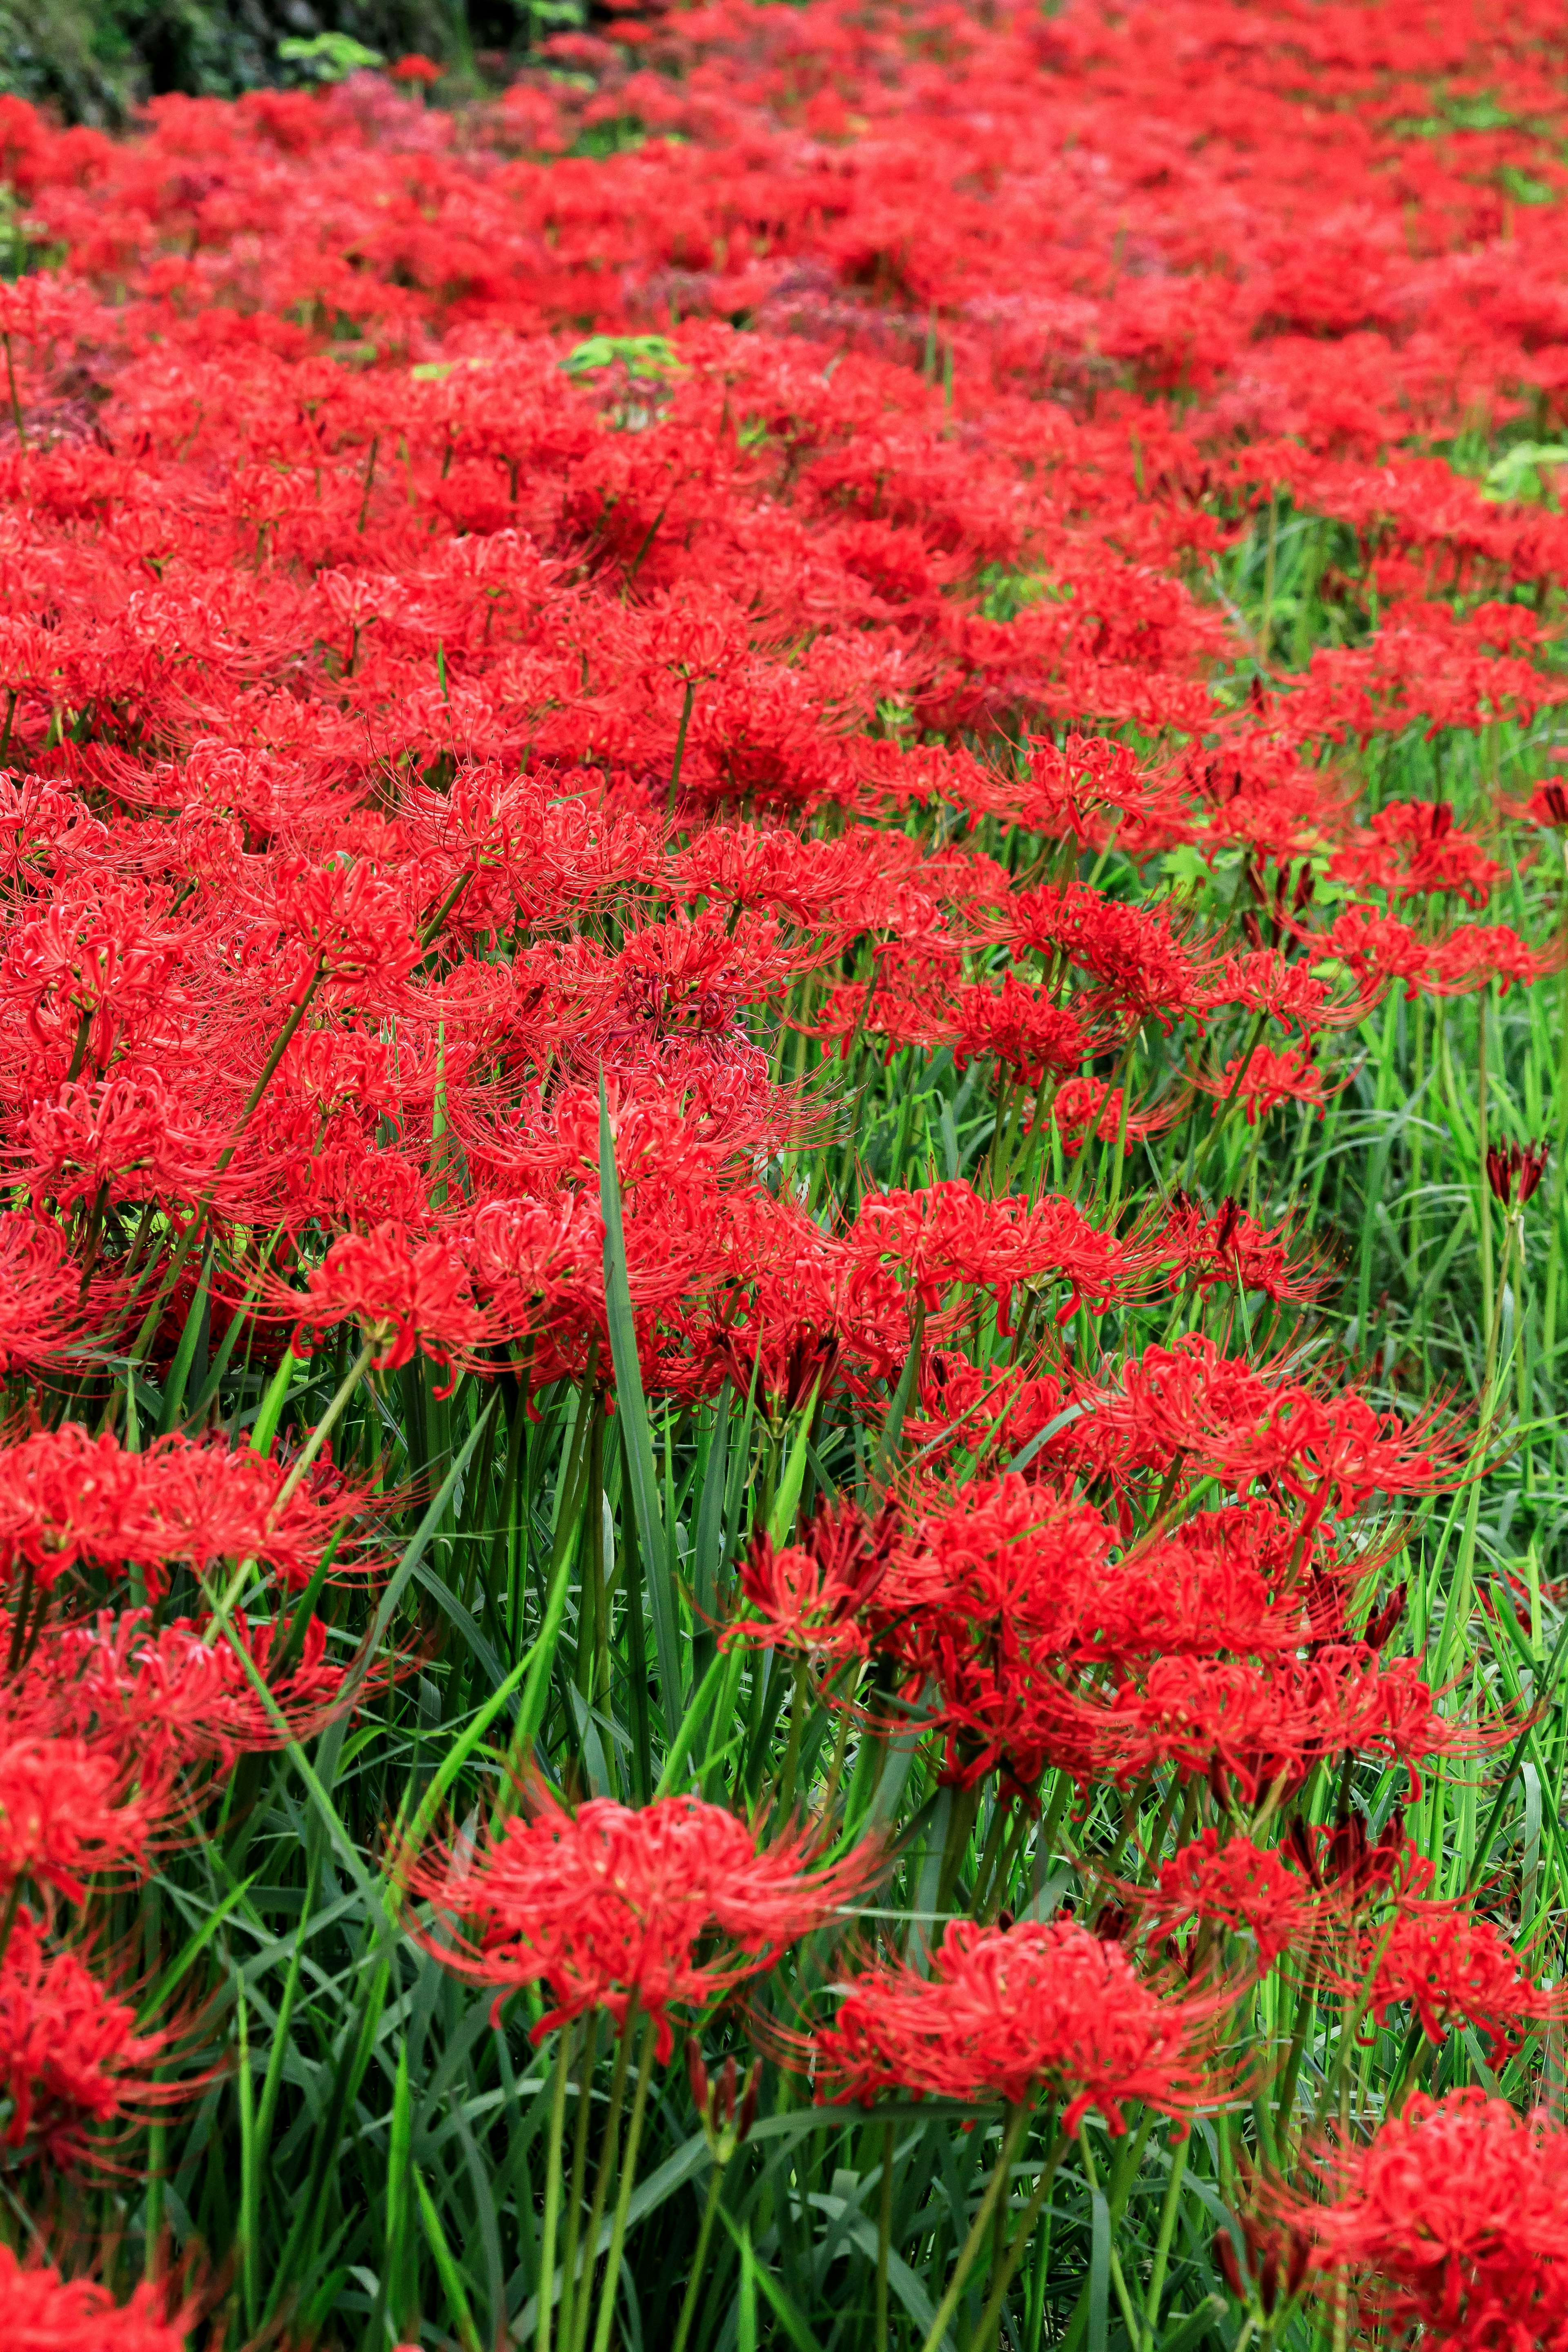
(569, 1999, 638, 2352)
(589, 2011, 658, 2352)
(966, 2126, 1068, 2352)
(557, 2011, 601, 2352)
(537, 2026, 572, 2352)
(1139, 2130, 1189, 2352)
(917, 2103, 1029, 2352)
(670, 2160, 726, 2352)
(876, 2120, 894, 2352)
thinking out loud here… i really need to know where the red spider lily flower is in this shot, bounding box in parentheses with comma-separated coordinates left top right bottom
(1009, 881, 1222, 1028)
(0, 1425, 376, 1600)
(0, 2242, 191, 2350)
(1074, 1333, 1471, 1519)
(0, 881, 194, 1080)
(265, 857, 425, 1002)
(1045, 1076, 1186, 1159)
(1205, 949, 1376, 1039)
(1158, 1192, 1339, 1305)
(849, 1178, 1145, 1329)
(389, 53, 442, 82)
(1082, 1646, 1487, 1806)
(1320, 904, 1564, 1000)
(1147, 1833, 1322, 1973)
(0, 1907, 181, 2168)
(733, 1496, 896, 1662)
(405, 1788, 882, 2060)
(1486, 1139, 1550, 1207)
(0, 1738, 160, 1903)
(809, 1916, 1227, 2133)
(0, 1213, 97, 1376)
(1192, 1041, 1349, 1125)
(1522, 780, 1568, 830)
(1358, 1901, 1568, 2064)
(1292, 2091, 1568, 2351)
(1328, 801, 1508, 908)
(36, 1608, 354, 1772)
(296, 1222, 491, 1384)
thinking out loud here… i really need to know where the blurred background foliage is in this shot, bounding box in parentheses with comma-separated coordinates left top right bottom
(0, 0, 550, 124)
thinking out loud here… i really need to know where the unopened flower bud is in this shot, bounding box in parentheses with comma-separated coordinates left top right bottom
(686, 2035, 709, 2119)
(735, 2060, 762, 2145)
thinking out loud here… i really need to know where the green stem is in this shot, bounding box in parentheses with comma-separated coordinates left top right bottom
(666, 678, 696, 821)
(876, 2120, 894, 2352)
(966, 2127, 1068, 2352)
(558, 2010, 601, 2352)
(589, 2012, 658, 2352)
(671, 2160, 726, 2352)
(1140, 2132, 1189, 2352)
(917, 2104, 1030, 2352)
(569, 1998, 638, 2352)
(538, 2026, 572, 2352)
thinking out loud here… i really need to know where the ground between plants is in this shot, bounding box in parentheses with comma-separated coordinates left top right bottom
(2, 5, 1568, 2349)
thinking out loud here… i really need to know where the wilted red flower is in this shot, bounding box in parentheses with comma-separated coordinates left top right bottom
(405, 1788, 881, 2060)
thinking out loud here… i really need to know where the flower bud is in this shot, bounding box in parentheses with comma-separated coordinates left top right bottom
(686, 2035, 709, 2120)
(735, 2060, 762, 2146)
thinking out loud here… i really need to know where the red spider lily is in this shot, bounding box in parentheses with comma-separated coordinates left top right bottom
(1147, 1831, 1321, 1973)
(404, 1788, 882, 2060)
(808, 1916, 1229, 2133)
(0, 1907, 182, 2169)
(1320, 905, 1566, 1001)
(0, 2242, 192, 2351)
(1158, 1192, 1340, 1305)
(1204, 947, 1376, 1040)
(1009, 882, 1223, 1029)
(0, 1213, 100, 1376)
(1078, 1646, 1487, 1806)
(1292, 2091, 1568, 2351)
(1192, 1042, 1349, 1125)
(0, 1425, 376, 1600)
(0, 1737, 159, 1904)
(733, 1496, 897, 1662)
(32, 1608, 355, 1773)
(1328, 801, 1508, 908)
(1356, 1901, 1568, 2064)
(848, 1178, 1149, 1329)
(1070, 1333, 1471, 1520)
(1045, 1076, 1187, 1160)
(294, 1223, 491, 1384)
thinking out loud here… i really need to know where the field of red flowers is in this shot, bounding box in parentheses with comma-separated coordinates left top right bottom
(3, 2, 1568, 2345)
